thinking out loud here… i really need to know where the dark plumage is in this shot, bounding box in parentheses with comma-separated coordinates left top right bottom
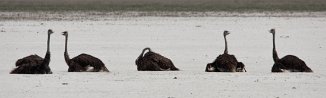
(10, 29, 53, 74)
(270, 29, 312, 72)
(63, 31, 109, 72)
(15, 55, 43, 67)
(135, 47, 179, 71)
(205, 31, 246, 72)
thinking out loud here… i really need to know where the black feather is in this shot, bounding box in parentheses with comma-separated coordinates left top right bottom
(270, 29, 312, 72)
(15, 55, 43, 67)
(11, 52, 52, 74)
(11, 29, 53, 74)
(67, 53, 109, 72)
(207, 54, 245, 72)
(205, 31, 246, 72)
(272, 55, 313, 72)
(135, 47, 179, 71)
(63, 31, 109, 72)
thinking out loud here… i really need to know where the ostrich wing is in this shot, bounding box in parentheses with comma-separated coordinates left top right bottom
(278, 55, 309, 71)
(15, 55, 44, 67)
(10, 64, 37, 74)
(146, 52, 174, 70)
(71, 53, 104, 67)
(214, 54, 238, 72)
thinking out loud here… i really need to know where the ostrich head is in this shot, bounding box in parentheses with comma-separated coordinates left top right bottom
(62, 31, 68, 36)
(223, 30, 230, 36)
(269, 29, 275, 34)
(48, 29, 54, 35)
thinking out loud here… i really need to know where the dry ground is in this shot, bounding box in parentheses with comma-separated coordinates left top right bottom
(1, 1, 326, 97)
(0, 16, 326, 98)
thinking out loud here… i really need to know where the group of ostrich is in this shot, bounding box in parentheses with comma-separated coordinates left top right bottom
(10, 29, 313, 74)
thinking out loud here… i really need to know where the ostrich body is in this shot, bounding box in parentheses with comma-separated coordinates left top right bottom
(270, 29, 312, 72)
(10, 29, 53, 74)
(135, 47, 179, 71)
(15, 55, 43, 67)
(63, 31, 109, 72)
(205, 31, 246, 72)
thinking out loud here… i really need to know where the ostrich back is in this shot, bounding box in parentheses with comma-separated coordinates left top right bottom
(144, 52, 175, 70)
(137, 51, 177, 71)
(70, 53, 105, 68)
(11, 53, 52, 74)
(278, 55, 312, 72)
(15, 55, 43, 67)
(212, 54, 238, 72)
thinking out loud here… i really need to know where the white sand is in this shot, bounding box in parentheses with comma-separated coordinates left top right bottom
(0, 16, 326, 98)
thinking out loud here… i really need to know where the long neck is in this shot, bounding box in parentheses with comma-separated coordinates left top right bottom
(224, 35, 228, 54)
(136, 48, 150, 65)
(39, 34, 51, 72)
(272, 33, 279, 62)
(45, 33, 51, 59)
(140, 48, 151, 57)
(64, 35, 71, 65)
(47, 33, 50, 53)
(65, 35, 68, 53)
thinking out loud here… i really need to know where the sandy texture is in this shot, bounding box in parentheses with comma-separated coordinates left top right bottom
(0, 16, 326, 98)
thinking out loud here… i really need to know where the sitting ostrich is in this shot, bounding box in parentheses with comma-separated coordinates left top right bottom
(62, 31, 109, 72)
(205, 31, 246, 72)
(269, 29, 312, 72)
(135, 47, 179, 71)
(10, 29, 53, 74)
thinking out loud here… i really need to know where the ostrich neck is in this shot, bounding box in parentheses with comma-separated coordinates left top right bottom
(138, 48, 151, 59)
(136, 48, 150, 65)
(224, 35, 228, 54)
(39, 33, 51, 71)
(64, 35, 71, 65)
(272, 33, 279, 62)
(47, 33, 50, 53)
(140, 48, 150, 57)
(65, 35, 68, 53)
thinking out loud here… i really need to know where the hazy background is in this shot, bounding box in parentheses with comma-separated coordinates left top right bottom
(1, 0, 326, 11)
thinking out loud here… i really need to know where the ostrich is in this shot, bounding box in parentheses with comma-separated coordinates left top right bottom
(270, 29, 313, 72)
(10, 29, 53, 74)
(135, 47, 179, 71)
(205, 31, 246, 72)
(62, 31, 109, 72)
